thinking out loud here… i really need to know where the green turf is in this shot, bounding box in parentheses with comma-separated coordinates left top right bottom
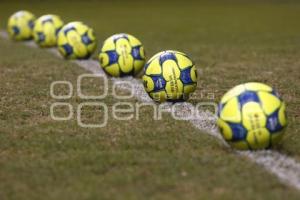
(0, 0, 300, 199)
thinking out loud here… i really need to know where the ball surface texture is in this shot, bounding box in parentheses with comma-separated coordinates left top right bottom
(99, 33, 145, 77)
(142, 50, 197, 102)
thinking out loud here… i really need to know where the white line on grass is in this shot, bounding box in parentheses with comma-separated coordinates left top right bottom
(2, 30, 300, 190)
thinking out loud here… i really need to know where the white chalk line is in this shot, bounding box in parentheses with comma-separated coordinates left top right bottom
(2, 30, 300, 190)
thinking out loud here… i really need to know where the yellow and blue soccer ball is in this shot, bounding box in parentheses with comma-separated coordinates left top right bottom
(33, 14, 64, 47)
(217, 82, 287, 150)
(57, 22, 96, 59)
(98, 33, 145, 77)
(7, 10, 36, 41)
(142, 50, 197, 102)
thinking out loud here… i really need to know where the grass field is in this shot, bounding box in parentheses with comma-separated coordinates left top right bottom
(0, 0, 300, 199)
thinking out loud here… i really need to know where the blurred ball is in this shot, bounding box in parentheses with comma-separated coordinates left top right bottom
(217, 82, 287, 150)
(33, 14, 64, 47)
(7, 10, 36, 40)
(57, 21, 96, 59)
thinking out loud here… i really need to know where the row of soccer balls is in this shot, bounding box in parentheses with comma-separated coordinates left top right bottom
(7, 11, 287, 150)
(7, 11, 198, 102)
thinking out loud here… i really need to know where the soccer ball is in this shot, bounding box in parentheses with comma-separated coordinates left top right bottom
(57, 22, 96, 59)
(7, 10, 36, 40)
(142, 50, 197, 102)
(98, 33, 145, 77)
(33, 14, 64, 47)
(217, 82, 287, 150)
